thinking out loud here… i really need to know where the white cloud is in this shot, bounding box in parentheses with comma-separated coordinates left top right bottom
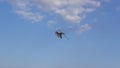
(15, 10, 43, 22)
(76, 24, 92, 33)
(10, 0, 43, 23)
(9, 0, 101, 23)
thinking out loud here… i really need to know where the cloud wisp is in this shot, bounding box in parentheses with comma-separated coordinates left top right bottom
(9, 0, 103, 33)
(10, 0, 101, 23)
(76, 24, 92, 34)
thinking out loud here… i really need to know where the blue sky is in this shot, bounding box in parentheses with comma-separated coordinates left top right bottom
(0, 0, 120, 68)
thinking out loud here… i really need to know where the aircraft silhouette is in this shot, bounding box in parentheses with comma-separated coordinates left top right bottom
(55, 31, 64, 39)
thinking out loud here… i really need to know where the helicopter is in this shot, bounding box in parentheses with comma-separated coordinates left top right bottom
(55, 31, 64, 39)
(55, 29, 69, 39)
